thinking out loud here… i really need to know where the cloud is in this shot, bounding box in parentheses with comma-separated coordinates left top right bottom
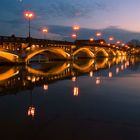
(46, 25, 140, 42)
(21, 0, 108, 19)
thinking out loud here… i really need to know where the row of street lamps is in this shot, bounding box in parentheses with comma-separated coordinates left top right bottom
(24, 11, 125, 46)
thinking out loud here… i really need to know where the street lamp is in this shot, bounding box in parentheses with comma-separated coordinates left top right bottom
(109, 36, 114, 41)
(24, 11, 34, 38)
(109, 36, 114, 46)
(90, 38, 94, 42)
(42, 27, 48, 39)
(96, 32, 102, 39)
(72, 25, 80, 40)
(116, 41, 121, 44)
(72, 33, 77, 39)
(73, 25, 80, 31)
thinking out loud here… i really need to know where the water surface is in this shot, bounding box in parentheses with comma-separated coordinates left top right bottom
(0, 57, 140, 140)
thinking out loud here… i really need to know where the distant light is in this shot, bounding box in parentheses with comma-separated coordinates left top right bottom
(108, 72, 113, 78)
(72, 34, 77, 38)
(116, 67, 119, 74)
(96, 32, 102, 37)
(24, 11, 34, 19)
(90, 38, 94, 42)
(72, 76, 76, 82)
(42, 28, 48, 33)
(73, 87, 79, 96)
(43, 84, 48, 90)
(100, 41, 104, 45)
(96, 77, 101, 85)
(28, 106, 35, 117)
(126, 61, 129, 66)
(109, 36, 114, 41)
(116, 41, 121, 44)
(90, 71, 93, 77)
(73, 25, 80, 30)
(121, 65, 124, 70)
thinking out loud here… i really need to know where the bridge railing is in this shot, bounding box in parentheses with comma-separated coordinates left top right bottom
(0, 36, 74, 45)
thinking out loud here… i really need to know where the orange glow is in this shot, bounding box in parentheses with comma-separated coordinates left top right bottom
(121, 65, 124, 70)
(72, 76, 77, 82)
(90, 71, 93, 77)
(116, 67, 119, 74)
(24, 11, 34, 19)
(73, 25, 80, 30)
(0, 68, 19, 81)
(73, 87, 79, 96)
(116, 41, 121, 44)
(90, 38, 94, 42)
(28, 106, 35, 117)
(0, 51, 19, 63)
(43, 84, 48, 90)
(109, 36, 114, 41)
(72, 34, 77, 38)
(126, 61, 129, 66)
(96, 32, 102, 37)
(96, 77, 101, 85)
(108, 72, 113, 78)
(100, 41, 104, 45)
(42, 28, 48, 33)
(31, 76, 36, 82)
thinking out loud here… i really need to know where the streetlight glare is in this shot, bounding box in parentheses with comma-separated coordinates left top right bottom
(72, 34, 77, 38)
(73, 25, 80, 31)
(109, 36, 114, 41)
(90, 38, 94, 42)
(42, 28, 48, 33)
(24, 11, 34, 19)
(96, 32, 102, 37)
(116, 41, 121, 44)
(24, 11, 34, 38)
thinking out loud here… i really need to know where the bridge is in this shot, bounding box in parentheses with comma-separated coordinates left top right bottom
(0, 36, 136, 63)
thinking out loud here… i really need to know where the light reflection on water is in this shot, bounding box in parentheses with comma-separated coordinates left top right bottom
(0, 56, 140, 139)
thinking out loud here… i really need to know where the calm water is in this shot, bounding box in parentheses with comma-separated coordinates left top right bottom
(0, 57, 140, 140)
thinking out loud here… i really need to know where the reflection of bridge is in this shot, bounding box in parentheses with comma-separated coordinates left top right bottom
(0, 36, 130, 63)
(0, 57, 129, 95)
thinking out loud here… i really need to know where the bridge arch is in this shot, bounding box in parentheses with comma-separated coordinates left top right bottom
(25, 47, 70, 62)
(0, 51, 19, 62)
(72, 47, 95, 58)
(26, 62, 70, 76)
(73, 59, 94, 72)
(0, 67, 19, 81)
(95, 48, 109, 57)
(108, 49, 116, 56)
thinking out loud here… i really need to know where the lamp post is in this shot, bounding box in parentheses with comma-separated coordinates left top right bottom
(72, 25, 80, 41)
(24, 11, 34, 38)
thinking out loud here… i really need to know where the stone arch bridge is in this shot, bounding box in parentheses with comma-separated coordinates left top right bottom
(0, 36, 130, 63)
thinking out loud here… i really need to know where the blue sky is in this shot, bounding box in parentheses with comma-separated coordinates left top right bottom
(0, 0, 140, 40)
